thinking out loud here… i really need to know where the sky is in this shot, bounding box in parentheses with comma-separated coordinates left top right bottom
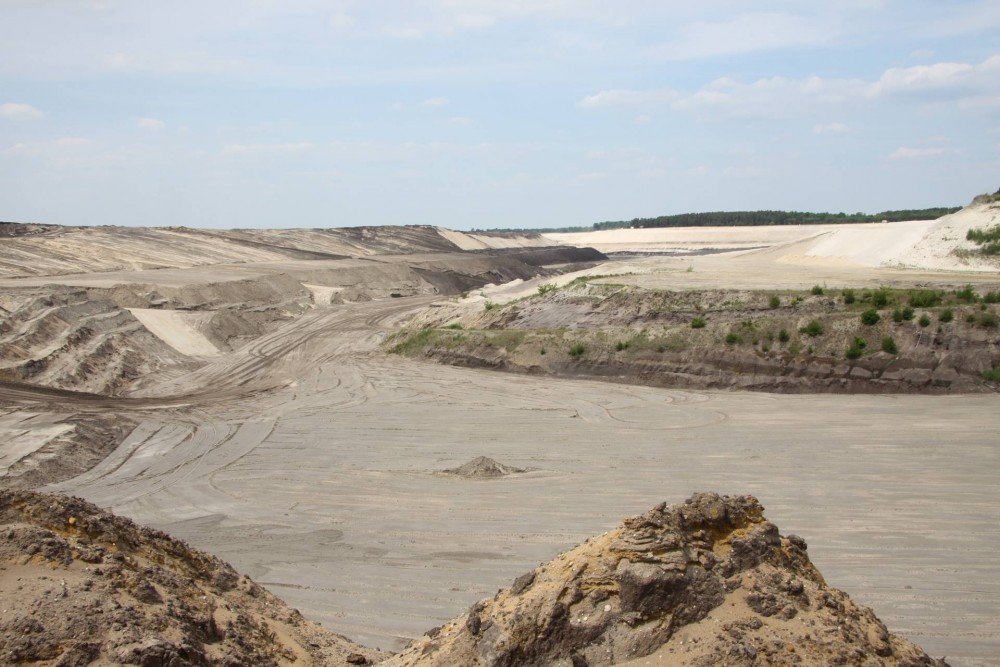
(1, 1, 998, 230)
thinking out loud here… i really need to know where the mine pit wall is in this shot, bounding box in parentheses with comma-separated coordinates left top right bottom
(0, 246, 607, 395)
(424, 345, 994, 395)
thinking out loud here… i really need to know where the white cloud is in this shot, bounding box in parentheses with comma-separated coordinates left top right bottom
(875, 54, 1000, 96)
(579, 89, 676, 109)
(0, 103, 46, 121)
(888, 147, 947, 160)
(633, 114, 651, 125)
(581, 53, 1000, 121)
(138, 117, 166, 130)
(688, 165, 710, 176)
(813, 122, 850, 134)
(447, 116, 474, 125)
(671, 75, 869, 120)
(420, 96, 449, 108)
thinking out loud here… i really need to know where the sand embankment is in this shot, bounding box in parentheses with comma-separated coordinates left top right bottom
(545, 200, 1000, 273)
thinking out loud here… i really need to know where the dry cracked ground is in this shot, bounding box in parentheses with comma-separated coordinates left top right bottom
(0, 211, 998, 666)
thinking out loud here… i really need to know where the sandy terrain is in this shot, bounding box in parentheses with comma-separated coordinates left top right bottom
(0, 208, 998, 665)
(546, 200, 1000, 274)
(5, 296, 985, 665)
(127, 309, 221, 357)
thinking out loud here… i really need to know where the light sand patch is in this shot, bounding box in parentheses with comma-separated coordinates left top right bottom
(302, 283, 344, 305)
(127, 308, 220, 357)
(547, 202, 1000, 274)
(436, 227, 551, 250)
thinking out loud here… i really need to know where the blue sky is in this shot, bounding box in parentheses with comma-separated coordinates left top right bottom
(1, 1, 998, 229)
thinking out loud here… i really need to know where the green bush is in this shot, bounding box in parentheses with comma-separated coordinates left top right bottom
(724, 332, 742, 345)
(691, 316, 707, 329)
(811, 285, 824, 295)
(852, 336, 867, 349)
(389, 329, 437, 356)
(615, 340, 629, 351)
(769, 295, 781, 309)
(445, 322, 464, 330)
(861, 309, 880, 326)
(984, 365, 1000, 382)
(871, 288, 891, 308)
(956, 285, 978, 302)
(842, 289, 856, 305)
(909, 290, 941, 308)
(845, 344, 863, 360)
(918, 313, 931, 327)
(985, 291, 1000, 304)
(980, 312, 998, 329)
(778, 328, 791, 343)
(966, 313, 977, 323)
(892, 309, 904, 323)
(800, 320, 824, 337)
(939, 309, 954, 323)
(568, 343, 586, 357)
(539, 347, 546, 355)
(484, 300, 498, 311)
(967, 225, 1000, 255)
(901, 306, 914, 321)
(881, 336, 898, 354)
(537, 283, 557, 296)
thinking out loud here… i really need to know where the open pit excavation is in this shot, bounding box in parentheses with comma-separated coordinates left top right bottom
(0, 211, 998, 665)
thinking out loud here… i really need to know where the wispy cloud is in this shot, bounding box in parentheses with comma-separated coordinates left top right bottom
(222, 142, 315, 156)
(138, 117, 166, 130)
(888, 146, 947, 160)
(420, 96, 449, 108)
(0, 102, 46, 121)
(580, 53, 1000, 120)
(579, 89, 677, 109)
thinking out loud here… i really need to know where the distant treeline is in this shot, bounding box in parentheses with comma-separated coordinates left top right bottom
(473, 207, 960, 234)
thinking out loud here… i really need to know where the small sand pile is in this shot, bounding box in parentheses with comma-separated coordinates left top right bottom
(441, 456, 529, 479)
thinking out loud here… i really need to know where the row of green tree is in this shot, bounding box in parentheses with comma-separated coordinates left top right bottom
(472, 207, 959, 234)
(599, 207, 960, 230)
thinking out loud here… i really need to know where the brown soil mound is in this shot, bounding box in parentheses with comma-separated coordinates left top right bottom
(385, 493, 948, 667)
(0, 490, 384, 666)
(441, 456, 529, 479)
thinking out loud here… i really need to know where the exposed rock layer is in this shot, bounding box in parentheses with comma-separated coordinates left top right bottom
(385, 493, 949, 667)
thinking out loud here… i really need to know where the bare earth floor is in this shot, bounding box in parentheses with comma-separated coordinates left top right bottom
(40, 298, 999, 667)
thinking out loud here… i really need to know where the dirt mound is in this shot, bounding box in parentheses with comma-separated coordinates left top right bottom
(0, 490, 383, 666)
(441, 456, 528, 479)
(385, 493, 948, 667)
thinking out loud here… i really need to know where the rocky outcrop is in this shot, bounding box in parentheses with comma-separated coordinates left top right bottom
(384, 493, 949, 667)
